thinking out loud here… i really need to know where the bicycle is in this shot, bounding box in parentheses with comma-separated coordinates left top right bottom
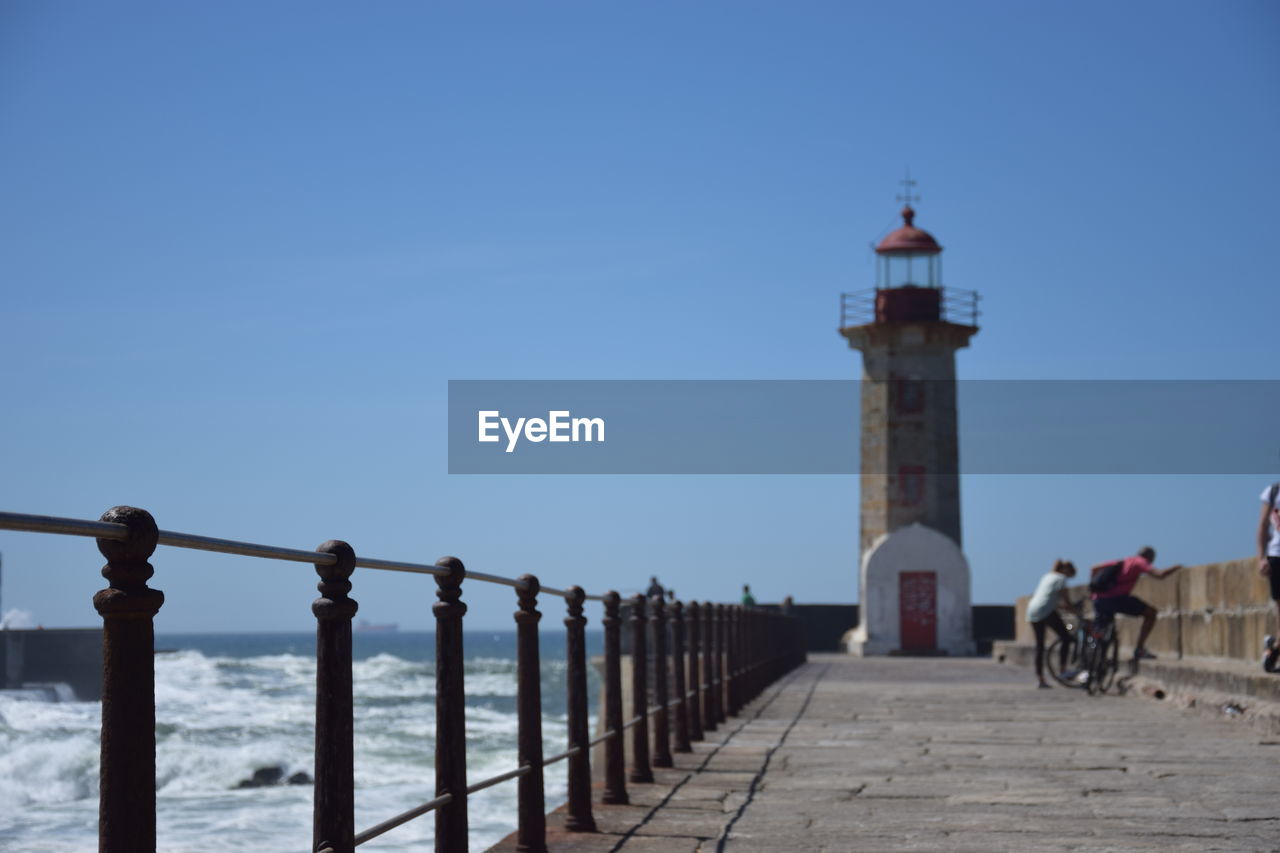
(1081, 617, 1119, 696)
(1047, 615, 1118, 693)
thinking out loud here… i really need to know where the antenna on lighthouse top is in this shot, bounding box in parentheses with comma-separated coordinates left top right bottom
(896, 168, 920, 208)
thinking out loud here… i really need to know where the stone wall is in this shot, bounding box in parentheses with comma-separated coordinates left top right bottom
(1013, 557, 1276, 662)
(615, 601, 1015, 654)
(0, 628, 103, 700)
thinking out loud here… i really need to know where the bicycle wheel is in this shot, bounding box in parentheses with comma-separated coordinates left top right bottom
(1097, 632, 1120, 694)
(1083, 635, 1101, 695)
(1046, 637, 1084, 688)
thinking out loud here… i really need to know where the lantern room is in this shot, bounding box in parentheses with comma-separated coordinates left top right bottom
(875, 205, 942, 289)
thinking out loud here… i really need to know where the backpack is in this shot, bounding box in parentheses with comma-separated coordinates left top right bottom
(1089, 560, 1125, 594)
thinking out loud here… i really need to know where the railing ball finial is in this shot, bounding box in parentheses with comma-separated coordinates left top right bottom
(517, 573, 541, 610)
(96, 505, 159, 570)
(313, 541, 358, 621)
(434, 556, 467, 597)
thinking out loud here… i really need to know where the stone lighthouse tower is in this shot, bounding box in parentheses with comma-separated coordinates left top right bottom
(840, 192, 979, 656)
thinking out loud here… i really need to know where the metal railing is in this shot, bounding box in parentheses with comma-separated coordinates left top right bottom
(840, 286, 981, 328)
(0, 507, 807, 853)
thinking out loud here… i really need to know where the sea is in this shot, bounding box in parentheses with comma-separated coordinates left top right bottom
(0, 631, 602, 852)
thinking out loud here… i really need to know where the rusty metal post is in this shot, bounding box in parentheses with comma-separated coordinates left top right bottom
(434, 557, 468, 852)
(786, 614, 794, 675)
(749, 608, 761, 701)
(788, 612, 799, 670)
(312, 540, 358, 853)
(712, 604, 726, 724)
(600, 591, 628, 804)
(563, 586, 596, 832)
(725, 605, 740, 717)
(772, 612, 782, 682)
(650, 594, 672, 768)
(747, 607, 757, 701)
(93, 506, 164, 853)
(760, 612, 768, 684)
(670, 600, 691, 753)
(739, 606, 751, 704)
(773, 612, 783, 676)
(748, 610, 757, 691)
(770, 612, 780, 683)
(687, 602, 704, 742)
(515, 574, 546, 852)
(628, 594, 653, 783)
(701, 600, 716, 733)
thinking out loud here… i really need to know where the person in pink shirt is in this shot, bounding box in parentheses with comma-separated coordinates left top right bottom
(1090, 546, 1182, 660)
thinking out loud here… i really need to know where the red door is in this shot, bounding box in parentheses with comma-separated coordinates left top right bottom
(899, 571, 937, 651)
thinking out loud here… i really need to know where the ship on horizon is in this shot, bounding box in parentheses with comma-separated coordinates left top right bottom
(355, 620, 398, 633)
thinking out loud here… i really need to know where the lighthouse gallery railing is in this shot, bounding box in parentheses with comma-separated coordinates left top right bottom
(0, 507, 805, 853)
(840, 286, 980, 328)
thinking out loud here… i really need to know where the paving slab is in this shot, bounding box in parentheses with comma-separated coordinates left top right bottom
(489, 654, 1280, 851)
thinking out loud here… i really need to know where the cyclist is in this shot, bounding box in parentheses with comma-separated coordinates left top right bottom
(1090, 546, 1182, 660)
(1026, 559, 1080, 688)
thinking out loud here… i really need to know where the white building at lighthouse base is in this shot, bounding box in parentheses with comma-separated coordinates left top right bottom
(844, 523, 975, 657)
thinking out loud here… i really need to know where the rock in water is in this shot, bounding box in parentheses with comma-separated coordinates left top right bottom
(235, 766, 285, 788)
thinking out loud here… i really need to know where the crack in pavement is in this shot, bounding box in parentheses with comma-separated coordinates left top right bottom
(713, 664, 829, 852)
(609, 664, 812, 852)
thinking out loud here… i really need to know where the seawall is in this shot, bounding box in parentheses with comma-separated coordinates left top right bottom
(0, 628, 103, 700)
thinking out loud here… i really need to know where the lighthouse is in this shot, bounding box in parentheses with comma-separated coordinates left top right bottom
(839, 187, 979, 656)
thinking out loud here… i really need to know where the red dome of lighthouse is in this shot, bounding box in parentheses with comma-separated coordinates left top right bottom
(876, 206, 942, 255)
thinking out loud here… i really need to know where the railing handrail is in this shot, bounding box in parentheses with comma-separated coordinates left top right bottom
(0, 510, 602, 598)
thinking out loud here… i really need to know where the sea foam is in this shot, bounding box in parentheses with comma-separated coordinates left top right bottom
(0, 638, 589, 852)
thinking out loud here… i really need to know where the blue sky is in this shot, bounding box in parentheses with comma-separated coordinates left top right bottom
(1, 1, 1277, 631)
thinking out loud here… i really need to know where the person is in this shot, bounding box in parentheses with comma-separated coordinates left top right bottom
(1090, 547, 1182, 660)
(646, 576, 665, 600)
(741, 584, 756, 606)
(1026, 560, 1078, 688)
(1257, 482, 1280, 672)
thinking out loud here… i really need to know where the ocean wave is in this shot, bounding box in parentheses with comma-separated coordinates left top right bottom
(0, 640, 592, 851)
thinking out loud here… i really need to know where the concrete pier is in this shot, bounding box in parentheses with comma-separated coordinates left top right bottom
(494, 655, 1280, 851)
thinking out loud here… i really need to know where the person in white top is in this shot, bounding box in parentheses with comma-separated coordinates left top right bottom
(1257, 483, 1280, 672)
(1025, 560, 1079, 688)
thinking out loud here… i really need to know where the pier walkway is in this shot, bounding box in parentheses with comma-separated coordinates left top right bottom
(501, 655, 1280, 852)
